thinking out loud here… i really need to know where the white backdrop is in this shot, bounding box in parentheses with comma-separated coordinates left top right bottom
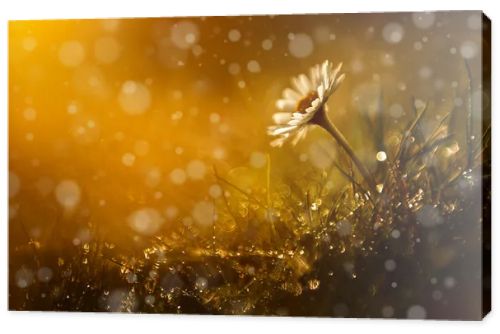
(0, 0, 497, 333)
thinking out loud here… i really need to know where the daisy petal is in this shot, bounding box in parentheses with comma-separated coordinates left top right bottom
(299, 74, 311, 92)
(305, 105, 318, 114)
(291, 74, 309, 95)
(272, 112, 293, 124)
(271, 125, 298, 135)
(270, 136, 287, 147)
(317, 84, 325, 100)
(292, 127, 308, 145)
(330, 62, 343, 82)
(275, 99, 296, 112)
(311, 98, 321, 108)
(309, 66, 318, 87)
(330, 73, 345, 93)
(322, 64, 330, 89)
(283, 88, 301, 100)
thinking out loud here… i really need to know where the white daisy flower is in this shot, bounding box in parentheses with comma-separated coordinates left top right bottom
(268, 60, 345, 147)
(268, 60, 376, 192)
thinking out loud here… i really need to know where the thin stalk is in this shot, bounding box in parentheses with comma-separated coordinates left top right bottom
(312, 107, 377, 192)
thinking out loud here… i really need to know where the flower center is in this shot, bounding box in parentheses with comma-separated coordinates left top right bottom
(296, 92, 318, 113)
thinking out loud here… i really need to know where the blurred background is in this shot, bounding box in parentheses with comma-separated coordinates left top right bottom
(8, 11, 487, 318)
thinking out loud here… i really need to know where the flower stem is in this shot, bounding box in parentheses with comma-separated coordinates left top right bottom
(313, 108, 377, 193)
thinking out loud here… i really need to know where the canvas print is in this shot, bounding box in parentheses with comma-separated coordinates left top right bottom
(8, 11, 491, 319)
